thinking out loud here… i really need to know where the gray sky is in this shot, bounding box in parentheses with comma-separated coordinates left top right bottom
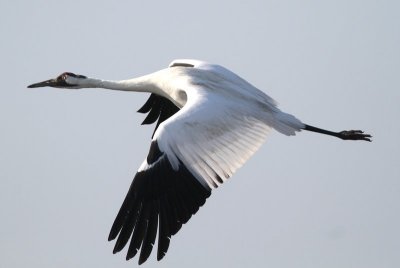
(1, 1, 399, 267)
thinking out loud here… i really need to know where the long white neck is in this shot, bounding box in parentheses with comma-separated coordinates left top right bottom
(71, 68, 184, 107)
(77, 74, 157, 93)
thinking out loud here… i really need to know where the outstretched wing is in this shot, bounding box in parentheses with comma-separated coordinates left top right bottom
(108, 85, 274, 264)
(156, 88, 273, 189)
(108, 140, 211, 264)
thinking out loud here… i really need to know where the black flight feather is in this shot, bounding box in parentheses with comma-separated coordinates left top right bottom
(109, 140, 211, 264)
(137, 94, 180, 138)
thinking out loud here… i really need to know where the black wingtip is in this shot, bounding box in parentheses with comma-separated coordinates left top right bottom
(137, 94, 156, 113)
(126, 247, 139, 261)
(108, 231, 117, 241)
(157, 251, 166, 261)
(109, 153, 212, 264)
(138, 254, 148, 265)
(137, 94, 180, 137)
(126, 251, 136, 261)
(113, 242, 124, 254)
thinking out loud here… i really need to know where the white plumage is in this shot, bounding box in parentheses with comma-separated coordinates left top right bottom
(154, 60, 303, 188)
(28, 59, 371, 264)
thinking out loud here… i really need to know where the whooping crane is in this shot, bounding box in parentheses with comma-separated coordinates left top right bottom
(28, 59, 372, 264)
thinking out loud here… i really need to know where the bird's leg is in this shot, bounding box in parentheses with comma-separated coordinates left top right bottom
(303, 124, 372, 142)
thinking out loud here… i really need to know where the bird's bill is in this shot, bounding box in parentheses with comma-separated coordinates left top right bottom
(27, 78, 58, 88)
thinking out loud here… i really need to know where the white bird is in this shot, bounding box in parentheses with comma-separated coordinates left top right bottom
(28, 59, 372, 264)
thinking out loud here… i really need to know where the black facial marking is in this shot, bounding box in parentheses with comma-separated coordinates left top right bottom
(53, 72, 87, 87)
(59, 72, 87, 79)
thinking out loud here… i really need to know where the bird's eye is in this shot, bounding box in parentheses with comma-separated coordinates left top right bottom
(57, 73, 68, 81)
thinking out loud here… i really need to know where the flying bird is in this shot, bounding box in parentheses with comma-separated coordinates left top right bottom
(28, 59, 372, 264)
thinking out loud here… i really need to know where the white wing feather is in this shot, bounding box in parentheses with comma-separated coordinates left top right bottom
(154, 88, 271, 189)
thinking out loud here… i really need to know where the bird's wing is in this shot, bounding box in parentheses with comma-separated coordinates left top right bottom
(137, 94, 180, 138)
(109, 87, 272, 264)
(108, 138, 211, 264)
(156, 89, 272, 189)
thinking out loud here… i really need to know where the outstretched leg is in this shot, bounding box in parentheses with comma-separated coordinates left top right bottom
(303, 125, 372, 142)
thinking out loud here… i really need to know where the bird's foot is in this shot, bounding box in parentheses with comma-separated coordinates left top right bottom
(337, 130, 372, 142)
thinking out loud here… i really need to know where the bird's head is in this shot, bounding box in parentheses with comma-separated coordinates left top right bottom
(28, 72, 88, 89)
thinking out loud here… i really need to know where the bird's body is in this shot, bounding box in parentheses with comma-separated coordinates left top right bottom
(28, 59, 371, 264)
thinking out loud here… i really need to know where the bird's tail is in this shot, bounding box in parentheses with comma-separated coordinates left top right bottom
(271, 111, 305, 136)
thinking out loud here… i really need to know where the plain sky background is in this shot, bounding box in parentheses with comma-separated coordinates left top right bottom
(1, 1, 399, 267)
